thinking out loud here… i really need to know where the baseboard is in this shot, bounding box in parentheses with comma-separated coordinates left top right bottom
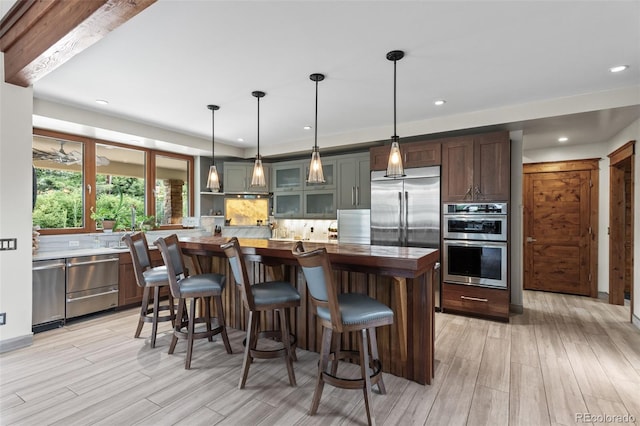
(0, 334, 33, 353)
(633, 312, 640, 330)
(510, 303, 523, 314)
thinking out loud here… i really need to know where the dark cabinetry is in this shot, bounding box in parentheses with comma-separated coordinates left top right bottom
(370, 140, 441, 171)
(441, 283, 509, 321)
(441, 131, 510, 202)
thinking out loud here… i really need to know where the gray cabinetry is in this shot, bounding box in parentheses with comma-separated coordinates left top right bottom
(224, 161, 270, 194)
(337, 153, 370, 209)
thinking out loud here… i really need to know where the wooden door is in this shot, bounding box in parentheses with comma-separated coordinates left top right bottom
(474, 131, 510, 201)
(523, 160, 598, 297)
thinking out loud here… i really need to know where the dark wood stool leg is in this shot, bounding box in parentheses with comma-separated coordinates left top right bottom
(215, 295, 232, 354)
(286, 307, 297, 362)
(203, 297, 213, 342)
(135, 286, 151, 339)
(185, 298, 197, 369)
(150, 286, 161, 348)
(330, 331, 340, 376)
(311, 326, 332, 415)
(169, 298, 185, 355)
(279, 308, 296, 386)
(239, 311, 258, 389)
(359, 328, 375, 426)
(368, 327, 385, 394)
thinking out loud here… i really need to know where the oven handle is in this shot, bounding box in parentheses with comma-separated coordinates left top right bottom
(444, 239, 507, 248)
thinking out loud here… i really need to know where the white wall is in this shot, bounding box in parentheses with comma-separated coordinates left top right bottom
(0, 52, 34, 349)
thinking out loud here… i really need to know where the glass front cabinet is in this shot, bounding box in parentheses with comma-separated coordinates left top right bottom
(273, 192, 302, 217)
(304, 191, 335, 218)
(272, 162, 303, 192)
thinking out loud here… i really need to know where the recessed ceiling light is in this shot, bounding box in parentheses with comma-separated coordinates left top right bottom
(95, 99, 109, 105)
(434, 100, 446, 106)
(303, 126, 312, 130)
(558, 136, 569, 142)
(237, 138, 244, 142)
(609, 65, 629, 73)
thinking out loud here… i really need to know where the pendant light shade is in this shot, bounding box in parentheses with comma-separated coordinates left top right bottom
(385, 50, 406, 178)
(250, 91, 267, 188)
(307, 73, 325, 183)
(206, 104, 221, 191)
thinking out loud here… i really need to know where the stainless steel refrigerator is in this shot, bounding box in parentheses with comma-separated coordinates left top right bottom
(370, 166, 440, 248)
(370, 166, 441, 307)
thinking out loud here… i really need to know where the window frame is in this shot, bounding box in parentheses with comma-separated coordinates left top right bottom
(33, 128, 194, 234)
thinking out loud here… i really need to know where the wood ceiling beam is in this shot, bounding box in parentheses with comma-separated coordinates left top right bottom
(0, 0, 156, 87)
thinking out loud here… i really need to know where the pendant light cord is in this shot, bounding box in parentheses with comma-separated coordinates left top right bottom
(211, 108, 215, 162)
(256, 96, 260, 157)
(314, 78, 319, 149)
(393, 58, 397, 138)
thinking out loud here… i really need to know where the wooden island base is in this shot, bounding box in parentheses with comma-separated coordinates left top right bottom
(179, 237, 440, 385)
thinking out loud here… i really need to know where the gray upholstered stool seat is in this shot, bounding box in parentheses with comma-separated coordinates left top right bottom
(122, 232, 176, 349)
(221, 237, 300, 389)
(293, 242, 394, 426)
(154, 234, 232, 369)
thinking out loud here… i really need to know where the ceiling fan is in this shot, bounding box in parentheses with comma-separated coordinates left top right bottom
(32, 141, 110, 166)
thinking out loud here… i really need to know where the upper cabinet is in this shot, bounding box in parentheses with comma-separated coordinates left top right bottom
(304, 159, 336, 190)
(441, 131, 510, 202)
(370, 139, 441, 171)
(223, 161, 270, 194)
(272, 161, 304, 192)
(337, 153, 370, 210)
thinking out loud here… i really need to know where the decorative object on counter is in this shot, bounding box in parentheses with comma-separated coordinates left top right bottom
(214, 225, 222, 236)
(328, 221, 338, 240)
(385, 50, 406, 178)
(306, 73, 326, 183)
(90, 184, 127, 231)
(221, 237, 301, 389)
(154, 234, 232, 369)
(293, 242, 394, 425)
(206, 104, 221, 191)
(250, 90, 267, 188)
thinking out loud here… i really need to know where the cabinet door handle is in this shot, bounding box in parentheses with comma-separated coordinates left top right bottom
(474, 186, 482, 200)
(352, 186, 356, 206)
(464, 186, 473, 200)
(461, 295, 488, 303)
(355, 186, 359, 205)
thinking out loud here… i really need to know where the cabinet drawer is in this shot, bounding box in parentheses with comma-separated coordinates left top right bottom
(442, 282, 509, 320)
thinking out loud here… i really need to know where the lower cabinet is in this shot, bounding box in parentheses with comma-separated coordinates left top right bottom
(441, 282, 509, 321)
(118, 250, 166, 307)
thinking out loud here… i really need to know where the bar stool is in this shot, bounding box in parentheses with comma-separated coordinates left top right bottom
(122, 232, 175, 348)
(293, 242, 393, 426)
(220, 237, 301, 389)
(154, 234, 232, 369)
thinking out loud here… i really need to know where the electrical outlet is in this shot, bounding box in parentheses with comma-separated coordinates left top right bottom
(0, 238, 17, 251)
(0, 313, 6, 325)
(69, 240, 80, 247)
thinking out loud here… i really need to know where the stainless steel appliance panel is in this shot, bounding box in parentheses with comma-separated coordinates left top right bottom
(66, 254, 119, 319)
(404, 176, 440, 248)
(32, 259, 66, 326)
(66, 254, 119, 293)
(338, 209, 371, 244)
(66, 286, 119, 319)
(443, 214, 507, 241)
(370, 178, 403, 246)
(443, 239, 507, 288)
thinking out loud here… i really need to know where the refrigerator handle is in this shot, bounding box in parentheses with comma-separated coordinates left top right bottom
(404, 191, 409, 245)
(398, 191, 403, 244)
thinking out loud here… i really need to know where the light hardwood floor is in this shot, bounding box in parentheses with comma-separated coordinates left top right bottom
(1, 290, 639, 425)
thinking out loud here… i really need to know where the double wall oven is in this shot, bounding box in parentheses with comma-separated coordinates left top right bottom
(442, 203, 508, 289)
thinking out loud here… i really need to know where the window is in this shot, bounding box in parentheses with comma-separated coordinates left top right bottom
(32, 129, 194, 234)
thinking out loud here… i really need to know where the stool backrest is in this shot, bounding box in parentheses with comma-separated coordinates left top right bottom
(153, 234, 186, 298)
(292, 243, 342, 332)
(220, 237, 256, 310)
(122, 232, 152, 288)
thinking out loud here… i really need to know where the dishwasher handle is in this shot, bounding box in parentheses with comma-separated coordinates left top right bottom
(66, 289, 119, 302)
(67, 258, 119, 268)
(32, 263, 66, 272)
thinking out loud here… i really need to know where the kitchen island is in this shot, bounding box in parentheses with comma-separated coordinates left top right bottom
(179, 236, 439, 385)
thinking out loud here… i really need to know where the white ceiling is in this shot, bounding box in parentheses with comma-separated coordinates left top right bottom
(29, 0, 640, 158)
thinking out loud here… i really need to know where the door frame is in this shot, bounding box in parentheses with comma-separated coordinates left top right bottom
(608, 141, 635, 321)
(523, 159, 599, 297)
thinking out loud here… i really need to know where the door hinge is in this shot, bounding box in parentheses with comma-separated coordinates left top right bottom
(588, 273, 592, 282)
(588, 226, 592, 235)
(589, 179, 593, 188)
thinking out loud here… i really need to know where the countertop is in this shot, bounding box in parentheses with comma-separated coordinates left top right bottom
(33, 246, 132, 261)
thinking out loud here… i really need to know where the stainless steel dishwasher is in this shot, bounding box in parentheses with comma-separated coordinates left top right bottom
(66, 254, 119, 319)
(32, 259, 66, 330)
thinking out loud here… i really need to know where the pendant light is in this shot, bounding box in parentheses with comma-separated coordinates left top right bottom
(250, 90, 266, 188)
(385, 50, 406, 178)
(206, 104, 221, 191)
(307, 73, 326, 183)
